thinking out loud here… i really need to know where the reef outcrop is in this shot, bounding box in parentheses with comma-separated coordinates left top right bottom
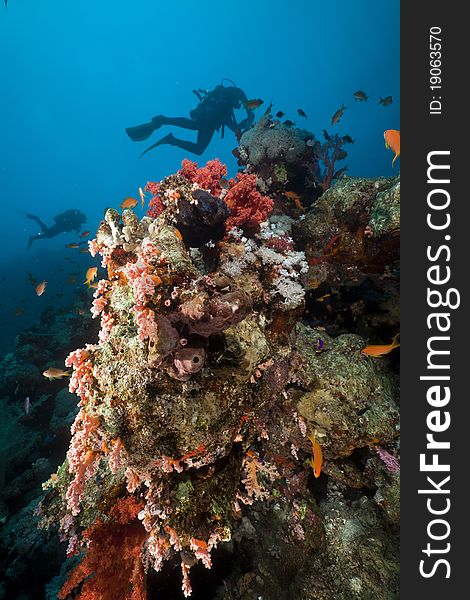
(35, 152, 400, 599)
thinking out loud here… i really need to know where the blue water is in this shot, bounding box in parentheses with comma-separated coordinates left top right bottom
(0, 0, 399, 348)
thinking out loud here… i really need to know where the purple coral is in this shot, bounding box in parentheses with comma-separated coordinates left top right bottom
(374, 446, 400, 473)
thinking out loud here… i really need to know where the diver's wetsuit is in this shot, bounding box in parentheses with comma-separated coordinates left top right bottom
(126, 84, 255, 157)
(27, 210, 87, 248)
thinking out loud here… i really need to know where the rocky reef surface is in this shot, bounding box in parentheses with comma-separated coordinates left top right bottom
(0, 121, 399, 600)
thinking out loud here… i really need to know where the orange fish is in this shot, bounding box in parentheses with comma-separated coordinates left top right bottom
(84, 267, 98, 287)
(80, 230, 91, 238)
(79, 248, 89, 254)
(14, 307, 25, 317)
(331, 103, 347, 125)
(284, 191, 305, 212)
(138, 187, 146, 208)
(308, 432, 323, 478)
(243, 98, 264, 111)
(384, 130, 400, 167)
(66, 243, 80, 249)
(120, 197, 138, 210)
(67, 276, 77, 285)
(35, 280, 47, 296)
(43, 367, 71, 380)
(361, 333, 400, 357)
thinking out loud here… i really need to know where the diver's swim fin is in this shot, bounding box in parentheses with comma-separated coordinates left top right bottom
(125, 121, 157, 142)
(126, 116, 164, 142)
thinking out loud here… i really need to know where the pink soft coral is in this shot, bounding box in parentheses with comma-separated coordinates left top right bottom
(66, 410, 101, 515)
(132, 305, 159, 341)
(179, 158, 227, 197)
(125, 261, 158, 305)
(65, 347, 95, 403)
(224, 173, 273, 235)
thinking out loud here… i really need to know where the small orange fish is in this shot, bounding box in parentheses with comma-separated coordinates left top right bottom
(84, 267, 98, 287)
(67, 276, 77, 285)
(384, 130, 400, 167)
(80, 230, 91, 238)
(138, 187, 146, 208)
(14, 307, 25, 317)
(331, 103, 347, 125)
(43, 367, 71, 380)
(79, 248, 89, 254)
(35, 280, 47, 296)
(66, 243, 80, 249)
(284, 191, 305, 212)
(361, 333, 400, 357)
(120, 197, 138, 210)
(243, 98, 264, 111)
(308, 432, 323, 478)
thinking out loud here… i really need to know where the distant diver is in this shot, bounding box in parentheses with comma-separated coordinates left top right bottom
(126, 80, 255, 157)
(27, 209, 87, 248)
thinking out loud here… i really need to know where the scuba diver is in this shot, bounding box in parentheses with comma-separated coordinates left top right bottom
(27, 209, 87, 248)
(125, 80, 255, 157)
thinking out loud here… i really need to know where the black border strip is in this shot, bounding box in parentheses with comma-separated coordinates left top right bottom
(401, 2, 467, 596)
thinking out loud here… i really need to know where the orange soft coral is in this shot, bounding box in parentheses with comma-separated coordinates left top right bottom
(59, 497, 146, 600)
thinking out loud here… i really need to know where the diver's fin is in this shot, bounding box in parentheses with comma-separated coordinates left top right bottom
(125, 121, 158, 142)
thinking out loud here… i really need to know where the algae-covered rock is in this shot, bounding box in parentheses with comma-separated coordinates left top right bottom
(294, 176, 400, 286)
(370, 178, 400, 238)
(294, 324, 399, 459)
(292, 488, 399, 600)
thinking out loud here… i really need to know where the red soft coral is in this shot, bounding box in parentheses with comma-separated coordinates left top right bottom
(59, 497, 146, 600)
(224, 173, 273, 235)
(179, 158, 227, 197)
(145, 181, 165, 218)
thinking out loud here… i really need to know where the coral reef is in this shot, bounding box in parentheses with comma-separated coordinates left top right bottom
(34, 156, 400, 600)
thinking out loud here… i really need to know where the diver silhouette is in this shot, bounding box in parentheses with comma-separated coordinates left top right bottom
(125, 80, 255, 157)
(27, 209, 87, 248)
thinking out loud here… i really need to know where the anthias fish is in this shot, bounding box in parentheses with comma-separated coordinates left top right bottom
(283, 120, 295, 127)
(120, 197, 138, 210)
(378, 96, 393, 106)
(138, 187, 146, 208)
(80, 230, 91, 238)
(331, 104, 347, 125)
(35, 281, 47, 296)
(361, 333, 400, 357)
(297, 108, 307, 118)
(353, 90, 369, 101)
(384, 130, 400, 167)
(331, 103, 347, 125)
(276, 111, 285, 119)
(243, 98, 264, 111)
(43, 368, 71, 380)
(84, 267, 98, 287)
(66, 243, 80, 249)
(308, 432, 323, 478)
